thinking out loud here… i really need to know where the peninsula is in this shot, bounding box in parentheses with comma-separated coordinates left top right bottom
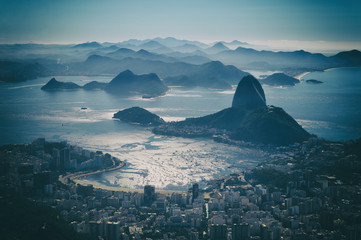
(114, 75, 311, 145)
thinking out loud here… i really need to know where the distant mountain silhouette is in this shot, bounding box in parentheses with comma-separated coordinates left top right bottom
(232, 75, 266, 109)
(41, 78, 81, 91)
(0, 61, 47, 82)
(150, 46, 174, 54)
(215, 47, 331, 70)
(151, 37, 209, 48)
(72, 55, 194, 77)
(109, 48, 136, 57)
(152, 37, 184, 47)
(73, 42, 102, 48)
(73, 55, 247, 87)
(107, 48, 178, 63)
(83, 81, 108, 90)
(330, 50, 361, 66)
(174, 44, 202, 53)
(164, 50, 211, 64)
(105, 70, 168, 97)
(138, 40, 166, 50)
(205, 42, 230, 54)
(165, 61, 249, 89)
(223, 40, 250, 48)
(102, 45, 119, 51)
(3, 38, 359, 85)
(260, 73, 300, 86)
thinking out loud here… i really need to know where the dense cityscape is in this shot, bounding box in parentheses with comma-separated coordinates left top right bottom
(1, 1, 361, 239)
(1, 136, 360, 240)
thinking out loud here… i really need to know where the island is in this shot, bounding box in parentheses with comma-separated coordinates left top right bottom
(41, 78, 81, 91)
(306, 79, 324, 84)
(105, 70, 168, 97)
(40, 70, 169, 98)
(113, 107, 165, 126)
(83, 81, 108, 90)
(260, 73, 300, 87)
(115, 75, 311, 146)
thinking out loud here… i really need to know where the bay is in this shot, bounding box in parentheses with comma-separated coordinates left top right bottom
(0, 67, 360, 190)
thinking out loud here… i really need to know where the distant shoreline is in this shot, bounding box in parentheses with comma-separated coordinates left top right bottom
(294, 71, 311, 80)
(294, 66, 360, 80)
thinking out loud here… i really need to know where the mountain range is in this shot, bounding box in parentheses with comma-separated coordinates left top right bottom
(41, 70, 168, 97)
(0, 37, 360, 84)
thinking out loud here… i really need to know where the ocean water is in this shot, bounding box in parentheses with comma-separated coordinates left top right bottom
(0, 67, 360, 190)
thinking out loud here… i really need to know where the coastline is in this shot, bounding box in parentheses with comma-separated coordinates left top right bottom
(294, 66, 360, 80)
(61, 160, 186, 195)
(294, 71, 311, 80)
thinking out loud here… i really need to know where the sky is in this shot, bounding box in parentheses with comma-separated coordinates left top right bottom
(0, 0, 360, 51)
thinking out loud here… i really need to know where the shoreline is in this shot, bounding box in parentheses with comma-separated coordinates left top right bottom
(294, 66, 360, 80)
(294, 71, 310, 80)
(62, 160, 187, 195)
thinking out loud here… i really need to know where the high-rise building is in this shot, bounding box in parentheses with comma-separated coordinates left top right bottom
(89, 221, 104, 240)
(144, 185, 155, 206)
(60, 148, 70, 171)
(105, 221, 120, 240)
(320, 211, 334, 230)
(192, 183, 199, 202)
(51, 148, 60, 170)
(210, 224, 227, 240)
(232, 223, 249, 240)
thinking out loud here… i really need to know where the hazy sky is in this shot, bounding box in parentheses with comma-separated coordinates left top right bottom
(1, 0, 360, 48)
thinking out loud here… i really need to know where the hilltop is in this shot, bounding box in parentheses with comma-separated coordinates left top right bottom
(105, 70, 168, 97)
(40, 70, 168, 97)
(113, 107, 165, 126)
(260, 73, 300, 86)
(115, 75, 311, 145)
(41, 78, 81, 91)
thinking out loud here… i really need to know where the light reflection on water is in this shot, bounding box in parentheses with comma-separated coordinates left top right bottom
(1, 68, 361, 190)
(75, 134, 266, 190)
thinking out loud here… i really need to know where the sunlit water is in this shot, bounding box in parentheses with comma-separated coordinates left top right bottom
(1, 67, 360, 190)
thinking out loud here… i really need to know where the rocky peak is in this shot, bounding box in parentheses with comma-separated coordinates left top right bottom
(232, 75, 266, 109)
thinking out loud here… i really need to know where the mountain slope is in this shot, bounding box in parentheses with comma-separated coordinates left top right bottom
(0, 61, 47, 82)
(330, 50, 361, 66)
(165, 61, 249, 89)
(232, 75, 266, 108)
(260, 73, 300, 86)
(121, 75, 311, 145)
(41, 78, 81, 91)
(113, 107, 165, 126)
(105, 70, 168, 97)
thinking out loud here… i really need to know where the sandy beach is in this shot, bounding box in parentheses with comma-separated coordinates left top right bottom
(63, 161, 187, 195)
(295, 71, 310, 80)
